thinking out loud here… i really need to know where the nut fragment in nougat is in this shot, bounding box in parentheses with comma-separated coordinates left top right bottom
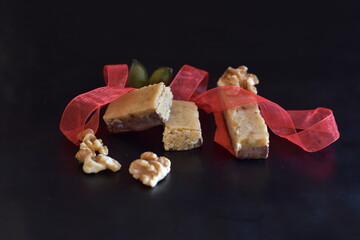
(217, 66, 269, 159)
(103, 83, 173, 133)
(162, 100, 203, 151)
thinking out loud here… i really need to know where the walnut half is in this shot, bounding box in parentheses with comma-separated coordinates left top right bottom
(217, 65, 259, 94)
(75, 129, 121, 174)
(129, 152, 171, 187)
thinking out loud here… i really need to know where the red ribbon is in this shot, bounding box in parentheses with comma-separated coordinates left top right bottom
(60, 64, 339, 154)
(192, 87, 340, 153)
(170, 64, 209, 101)
(60, 64, 134, 145)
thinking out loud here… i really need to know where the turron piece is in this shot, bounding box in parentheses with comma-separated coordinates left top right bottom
(103, 82, 173, 133)
(217, 66, 269, 159)
(163, 100, 203, 151)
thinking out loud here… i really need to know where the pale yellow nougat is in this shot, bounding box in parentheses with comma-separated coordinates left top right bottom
(217, 66, 269, 159)
(103, 83, 173, 133)
(163, 100, 203, 151)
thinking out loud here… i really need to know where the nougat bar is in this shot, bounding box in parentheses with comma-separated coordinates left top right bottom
(103, 82, 173, 133)
(217, 66, 269, 159)
(163, 100, 203, 151)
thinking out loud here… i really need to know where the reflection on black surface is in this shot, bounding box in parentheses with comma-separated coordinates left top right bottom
(54, 113, 338, 239)
(270, 134, 335, 182)
(58, 137, 79, 174)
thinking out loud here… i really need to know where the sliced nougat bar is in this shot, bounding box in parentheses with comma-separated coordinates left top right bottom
(103, 82, 173, 133)
(217, 66, 269, 159)
(163, 100, 203, 151)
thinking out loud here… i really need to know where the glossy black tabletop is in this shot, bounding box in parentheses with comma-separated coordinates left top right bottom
(1, 1, 359, 239)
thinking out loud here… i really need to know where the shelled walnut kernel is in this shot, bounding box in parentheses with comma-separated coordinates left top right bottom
(75, 129, 121, 174)
(217, 65, 259, 94)
(129, 152, 171, 187)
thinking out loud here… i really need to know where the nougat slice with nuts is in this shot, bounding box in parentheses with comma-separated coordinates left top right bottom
(163, 100, 203, 151)
(217, 66, 269, 159)
(103, 82, 173, 133)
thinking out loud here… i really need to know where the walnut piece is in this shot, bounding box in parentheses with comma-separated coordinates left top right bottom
(129, 152, 171, 187)
(140, 151, 158, 161)
(217, 65, 259, 94)
(75, 129, 121, 174)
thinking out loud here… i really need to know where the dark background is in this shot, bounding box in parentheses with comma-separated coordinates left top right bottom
(1, 0, 359, 239)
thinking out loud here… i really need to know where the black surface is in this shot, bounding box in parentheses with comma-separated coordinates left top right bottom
(1, 0, 360, 239)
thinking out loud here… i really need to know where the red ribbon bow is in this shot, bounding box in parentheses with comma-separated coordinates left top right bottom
(60, 64, 133, 145)
(60, 64, 340, 154)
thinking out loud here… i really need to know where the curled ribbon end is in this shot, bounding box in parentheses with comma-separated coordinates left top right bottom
(193, 87, 340, 156)
(60, 65, 131, 146)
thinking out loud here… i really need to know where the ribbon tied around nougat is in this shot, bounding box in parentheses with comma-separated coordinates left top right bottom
(60, 64, 340, 154)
